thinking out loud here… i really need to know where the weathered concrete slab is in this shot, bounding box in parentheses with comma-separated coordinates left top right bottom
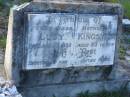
(5, 1, 123, 83)
(4, 1, 123, 97)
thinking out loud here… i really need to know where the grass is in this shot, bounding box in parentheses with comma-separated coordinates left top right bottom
(105, 0, 119, 3)
(126, 38, 130, 44)
(123, 31, 130, 44)
(0, 35, 6, 49)
(125, 32, 130, 35)
(0, 0, 4, 11)
(20, 0, 32, 3)
(119, 46, 126, 60)
(120, 0, 130, 19)
(105, 0, 130, 19)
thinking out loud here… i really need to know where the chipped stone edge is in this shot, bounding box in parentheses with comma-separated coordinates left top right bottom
(12, 3, 30, 11)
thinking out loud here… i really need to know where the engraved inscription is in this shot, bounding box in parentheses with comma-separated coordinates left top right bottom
(25, 13, 118, 70)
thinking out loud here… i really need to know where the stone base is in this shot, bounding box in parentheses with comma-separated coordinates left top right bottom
(19, 79, 129, 97)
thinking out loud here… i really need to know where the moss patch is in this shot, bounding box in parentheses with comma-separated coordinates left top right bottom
(0, 35, 6, 49)
(105, 0, 119, 3)
(119, 46, 126, 60)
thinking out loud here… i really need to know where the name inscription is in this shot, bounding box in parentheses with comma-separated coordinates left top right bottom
(25, 13, 118, 70)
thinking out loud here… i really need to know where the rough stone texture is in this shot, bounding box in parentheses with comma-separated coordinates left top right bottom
(127, 82, 130, 91)
(20, 80, 128, 97)
(4, 1, 124, 97)
(0, 80, 23, 97)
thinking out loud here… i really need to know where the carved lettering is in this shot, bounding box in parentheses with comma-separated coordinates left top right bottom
(25, 13, 118, 69)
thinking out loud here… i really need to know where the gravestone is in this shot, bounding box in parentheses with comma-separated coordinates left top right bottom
(4, 0, 123, 97)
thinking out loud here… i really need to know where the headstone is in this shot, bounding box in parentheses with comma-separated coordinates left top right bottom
(4, 0, 123, 97)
